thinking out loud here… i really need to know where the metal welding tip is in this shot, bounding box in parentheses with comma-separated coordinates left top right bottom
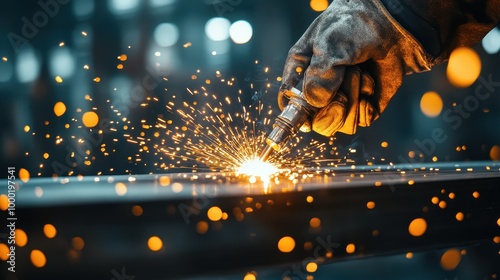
(259, 87, 318, 162)
(259, 145, 274, 162)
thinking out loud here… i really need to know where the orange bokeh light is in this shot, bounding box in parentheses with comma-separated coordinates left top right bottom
(440, 248, 461, 270)
(207, 206, 223, 222)
(490, 145, 500, 160)
(446, 47, 481, 88)
(43, 224, 57, 238)
(54, 101, 66, 117)
(30, 249, 47, 268)
(420, 91, 443, 117)
(310, 0, 329, 12)
(408, 218, 427, 237)
(277, 236, 296, 253)
(147, 236, 163, 251)
(82, 111, 99, 128)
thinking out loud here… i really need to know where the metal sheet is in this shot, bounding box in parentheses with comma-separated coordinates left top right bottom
(2, 161, 500, 279)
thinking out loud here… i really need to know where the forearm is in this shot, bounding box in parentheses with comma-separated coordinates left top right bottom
(383, 0, 500, 59)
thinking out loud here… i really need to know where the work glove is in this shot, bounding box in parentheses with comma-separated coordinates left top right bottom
(279, 0, 440, 136)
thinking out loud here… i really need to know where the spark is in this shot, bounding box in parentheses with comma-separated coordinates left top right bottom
(114, 65, 350, 189)
(21, 52, 349, 180)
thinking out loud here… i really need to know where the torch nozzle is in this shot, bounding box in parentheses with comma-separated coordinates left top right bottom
(259, 145, 274, 162)
(259, 87, 317, 162)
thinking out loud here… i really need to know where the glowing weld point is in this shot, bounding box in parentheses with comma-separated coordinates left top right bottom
(237, 158, 279, 187)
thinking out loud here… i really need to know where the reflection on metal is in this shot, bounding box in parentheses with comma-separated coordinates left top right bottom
(3, 161, 500, 279)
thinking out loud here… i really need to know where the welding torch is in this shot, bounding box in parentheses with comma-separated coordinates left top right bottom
(259, 87, 318, 162)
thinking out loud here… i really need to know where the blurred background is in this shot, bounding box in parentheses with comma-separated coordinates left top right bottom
(0, 0, 499, 177)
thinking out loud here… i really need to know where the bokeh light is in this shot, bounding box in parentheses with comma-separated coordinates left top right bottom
(309, 217, 321, 228)
(54, 102, 67, 117)
(243, 272, 257, 280)
(132, 205, 143, 216)
(205, 17, 231, 41)
(30, 249, 47, 268)
(306, 261, 318, 273)
(16, 48, 41, 83)
(310, 0, 329, 12)
(108, 0, 140, 15)
(420, 91, 443, 117)
(490, 145, 500, 160)
(472, 191, 480, 199)
(147, 236, 163, 251)
(19, 168, 30, 183)
(446, 47, 481, 88)
(482, 27, 500, 54)
(366, 201, 376, 209)
(153, 23, 179, 47)
(115, 182, 127, 196)
(72, 236, 85, 250)
(196, 221, 209, 234)
(0, 243, 9, 261)
(408, 218, 427, 237)
(346, 243, 356, 254)
(277, 236, 295, 253)
(171, 182, 183, 193)
(159, 176, 171, 186)
(440, 248, 461, 271)
(43, 224, 57, 238)
(229, 20, 253, 44)
(49, 47, 75, 79)
(207, 206, 223, 221)
(0, 194, 8, 210)
(82, 111, 99, 128)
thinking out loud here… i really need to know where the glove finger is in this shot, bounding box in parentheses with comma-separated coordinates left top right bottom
(303, 56, 345, 109)
(358, 70, 378, 127)
(358, 98, 379, 127)
(299, 119, 312, 133)
(277, 87, 291, 111)
(360, 70, 375, 96)
(279, 43, 312, 110)
(311, 92, 348, 136)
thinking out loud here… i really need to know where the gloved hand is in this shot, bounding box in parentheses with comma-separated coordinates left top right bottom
(279, 0, 439, 136)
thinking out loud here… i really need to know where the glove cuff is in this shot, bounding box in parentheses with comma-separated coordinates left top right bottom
(371, 0, 441, 71)
(379, 0, 442, 57)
